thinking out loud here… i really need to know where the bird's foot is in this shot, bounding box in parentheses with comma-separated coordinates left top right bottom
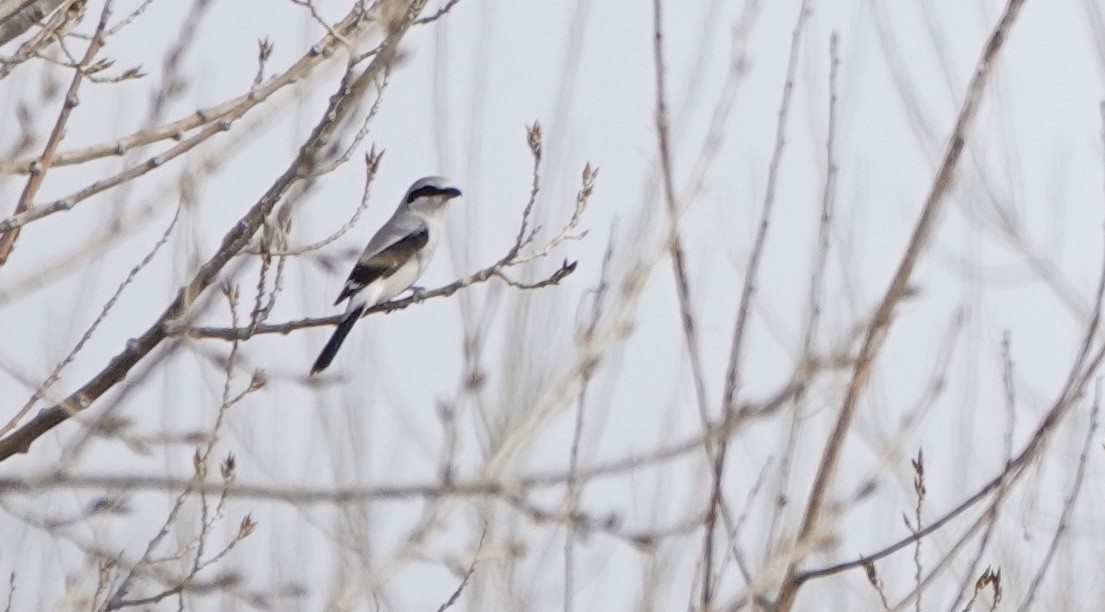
(409, 285, 428, 303)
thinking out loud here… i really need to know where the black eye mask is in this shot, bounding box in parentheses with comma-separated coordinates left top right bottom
(406, 185, 462, 203)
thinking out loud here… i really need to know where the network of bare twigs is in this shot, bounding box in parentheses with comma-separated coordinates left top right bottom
(0, 0, 590, 607)
(1, 0, 1103, 610)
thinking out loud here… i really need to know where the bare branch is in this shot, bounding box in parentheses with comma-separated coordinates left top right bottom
(184, 259, 578, 341)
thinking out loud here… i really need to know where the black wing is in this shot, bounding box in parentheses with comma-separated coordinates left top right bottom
(334, 227, 429, 305)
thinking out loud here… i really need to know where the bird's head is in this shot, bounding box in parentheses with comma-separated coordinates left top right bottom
(403, 176, 462, 216)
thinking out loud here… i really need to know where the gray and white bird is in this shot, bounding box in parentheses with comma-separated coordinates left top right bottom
(311, 176, 462, 374)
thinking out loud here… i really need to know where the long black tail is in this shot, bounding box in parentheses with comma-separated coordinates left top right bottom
(310, 305, 365, 374)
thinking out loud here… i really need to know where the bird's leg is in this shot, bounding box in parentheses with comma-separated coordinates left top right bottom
(408, 285, 428, 303)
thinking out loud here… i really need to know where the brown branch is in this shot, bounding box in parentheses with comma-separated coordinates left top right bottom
(712, 2, 809, 604)
(650, 0, 708, 435)
(773, 1, 1030, 609)
(0, 0, 426, 462)
(0, 0, 110, 268)
(183, 259, 577, 341)
(651, 3, 718, 604)
(720, 0, 808, 415)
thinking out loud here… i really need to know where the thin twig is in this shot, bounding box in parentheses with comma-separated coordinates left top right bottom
(765, 27, 837, 569)
(650, 2, 718, 603)
(1016, 385, 1097, 609)
(436, 525, 487, 611)
(564, 221, 617, 612)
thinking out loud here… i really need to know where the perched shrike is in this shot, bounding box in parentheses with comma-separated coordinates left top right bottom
(310, 176, 462, 374)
